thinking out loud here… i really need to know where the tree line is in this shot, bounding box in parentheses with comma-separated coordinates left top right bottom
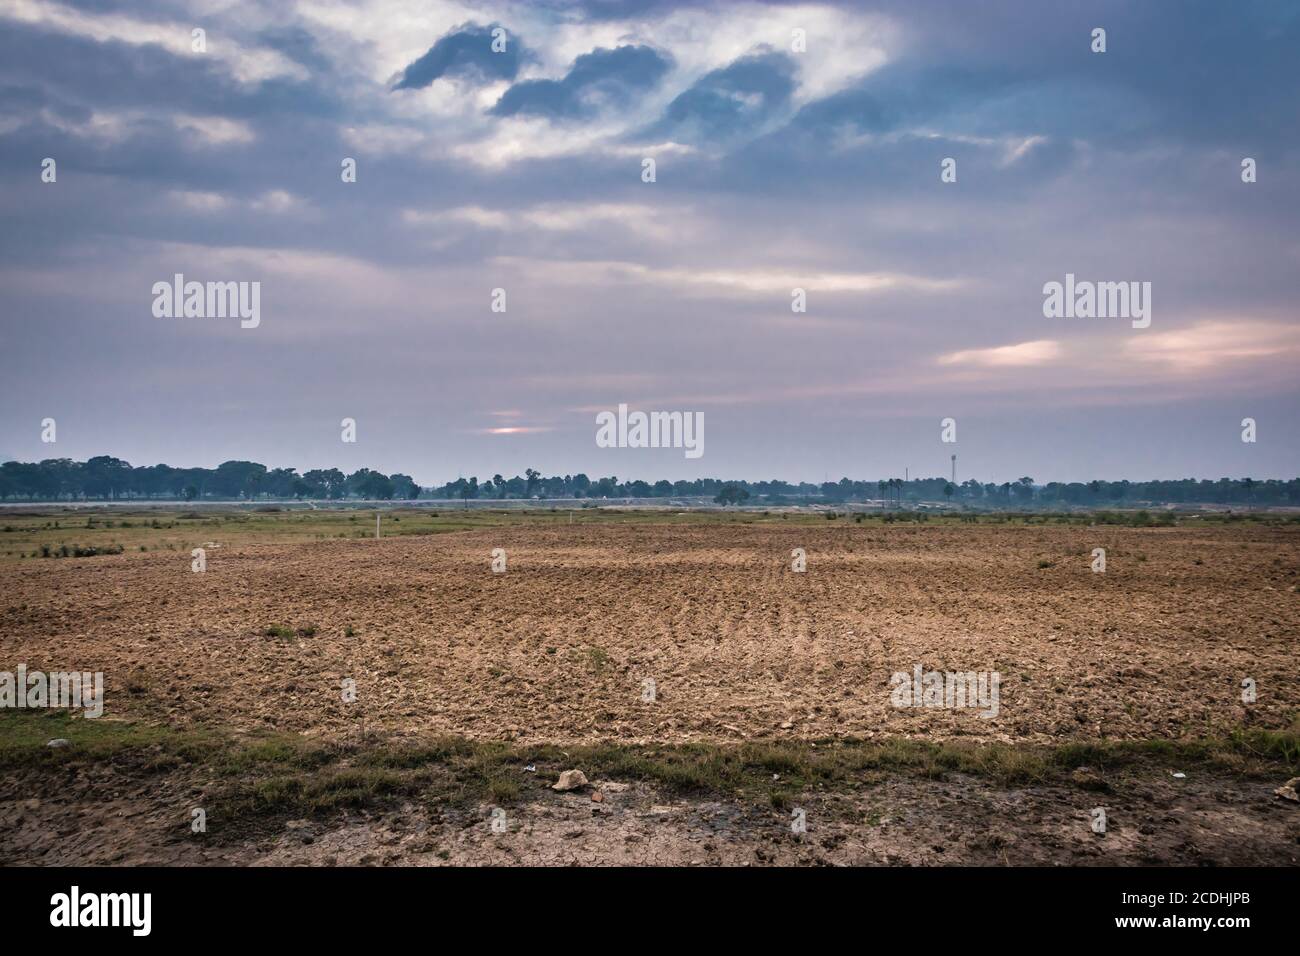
(0, 457, 418, 502)
(0, 457, 1296, 506)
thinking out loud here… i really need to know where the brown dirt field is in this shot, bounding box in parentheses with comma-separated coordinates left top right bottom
(2, 521, 1296, 744)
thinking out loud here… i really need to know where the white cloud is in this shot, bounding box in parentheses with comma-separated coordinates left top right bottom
(1122, 320, 1300, 371)
(495, 256, 963, 295)
(36, 108, 133, 142)
(172, 114, 255, 147)
(250, 190, 302, 214)
(341, 123, 428, 156)
(939, 339, 1063, 367)
(169, 190, 230, 213)
(402, 202, 688, 241)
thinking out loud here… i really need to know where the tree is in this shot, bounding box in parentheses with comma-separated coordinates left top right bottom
(460, 477, 479, 508)
(183, 484, 199, 501)
(943, 482, 955, 502)
(525, 468, 541, 498)
(345, 468, 394, 499)
(714, 484, 749, 506)
(304, 468, 345, 499)
(390, 474, 419, 500)
(83, 456, 132, 499)
(361, 471, 395, 499)
(211, 460, 266, 499)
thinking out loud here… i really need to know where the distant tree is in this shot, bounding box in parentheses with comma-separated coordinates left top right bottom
(348, 469, 394, 500)
(83, 456, 132, 499)
(390, 474, 419, 500)
(183, 484, 199, 501)
(525, 468, 541, 498)
(211, 460, 266, 499)
(459, 477, 479, 508)
(714, 484, 749, 506)
(304, 468, 346, 499)
(943, 482, 955, 501)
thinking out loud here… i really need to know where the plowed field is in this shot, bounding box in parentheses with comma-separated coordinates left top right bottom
(4, 520, 1296, 744)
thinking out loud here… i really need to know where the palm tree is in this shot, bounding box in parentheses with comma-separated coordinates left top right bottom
(886, 477, 903, 509)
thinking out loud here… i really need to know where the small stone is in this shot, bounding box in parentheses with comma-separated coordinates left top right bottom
(553, 769, 589, 791)
(46, 739, 70, 748)
(1274, 777, 1299, 803)
(591, 791, 604, 803)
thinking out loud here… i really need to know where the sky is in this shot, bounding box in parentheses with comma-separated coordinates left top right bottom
(0, 0, 1297, 486)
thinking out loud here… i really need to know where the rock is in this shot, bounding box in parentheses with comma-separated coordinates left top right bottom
(779, 720, 794, 730)
(552, 769, 589, 791)
(1275, 777, 1299, 803)
(591, 791, 604, 803)
(45, 739, 70, 748)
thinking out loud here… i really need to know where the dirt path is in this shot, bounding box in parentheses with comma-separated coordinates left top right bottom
(3, 756, 1296, 866)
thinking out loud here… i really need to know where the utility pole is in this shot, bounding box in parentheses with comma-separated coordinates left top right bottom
(951, 454, 957, 485)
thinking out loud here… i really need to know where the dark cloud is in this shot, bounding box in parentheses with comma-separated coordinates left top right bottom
(645, 50, 796, 142)
(392, 22, 522, 91)
(0, 21, 339, 121)
(490, 44, 670, 119)
(785, 87, 895, 138)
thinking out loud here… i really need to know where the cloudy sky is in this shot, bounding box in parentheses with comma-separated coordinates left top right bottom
(1, 0, 1297, 485)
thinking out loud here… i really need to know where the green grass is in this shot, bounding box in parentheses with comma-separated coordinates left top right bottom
(4, 710, 1297, 837)
(2, 505, 1297, 561)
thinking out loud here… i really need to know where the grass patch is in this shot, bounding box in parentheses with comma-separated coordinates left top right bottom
(3, 710, 1297, 836)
